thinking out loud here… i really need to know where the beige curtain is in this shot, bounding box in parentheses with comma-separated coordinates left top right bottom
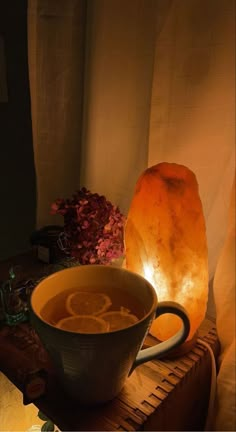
(28, 0, 235, 299)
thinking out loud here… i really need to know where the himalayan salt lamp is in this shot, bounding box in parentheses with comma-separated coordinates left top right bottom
(125, 162, 208, 341)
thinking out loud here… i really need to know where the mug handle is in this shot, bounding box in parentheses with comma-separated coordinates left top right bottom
(130, 301, 190, 374)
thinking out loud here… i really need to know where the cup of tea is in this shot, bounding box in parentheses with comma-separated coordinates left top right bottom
(30, 265, 190, 405)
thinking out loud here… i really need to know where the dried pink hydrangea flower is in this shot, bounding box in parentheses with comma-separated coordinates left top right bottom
(51, 187, 126, 265)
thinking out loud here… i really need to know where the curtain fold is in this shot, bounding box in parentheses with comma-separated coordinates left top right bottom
(80, 0, 157, 214)
(27, 0, 86, 228)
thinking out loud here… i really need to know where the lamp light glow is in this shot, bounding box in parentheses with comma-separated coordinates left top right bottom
(125, 162, 208, 341)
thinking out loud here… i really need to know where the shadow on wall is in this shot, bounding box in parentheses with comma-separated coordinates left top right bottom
(0, 0, 36, 260)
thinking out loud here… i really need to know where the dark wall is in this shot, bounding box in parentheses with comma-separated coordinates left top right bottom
(0, 0, 36, 260)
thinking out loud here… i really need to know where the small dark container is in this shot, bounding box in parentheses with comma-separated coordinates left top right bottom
(30, 225, 66, 264)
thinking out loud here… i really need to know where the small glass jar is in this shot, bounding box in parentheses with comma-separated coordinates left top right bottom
(0, 267, 31, 325)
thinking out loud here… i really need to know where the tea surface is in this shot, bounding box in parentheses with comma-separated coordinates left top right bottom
(40, 285, 146, 332)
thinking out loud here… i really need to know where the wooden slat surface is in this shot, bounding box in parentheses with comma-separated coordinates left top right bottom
(0, 317, 219, 431)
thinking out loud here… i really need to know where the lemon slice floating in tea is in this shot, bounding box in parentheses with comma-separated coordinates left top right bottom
(100, 311, 139, 331)
(66, 292, 112, 316)
(56, 315, 110, 333)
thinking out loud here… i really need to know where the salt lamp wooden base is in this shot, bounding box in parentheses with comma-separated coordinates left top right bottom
(143, 332, 198, 358)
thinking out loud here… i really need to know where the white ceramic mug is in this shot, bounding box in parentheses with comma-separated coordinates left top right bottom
(30, 265, 190, 405)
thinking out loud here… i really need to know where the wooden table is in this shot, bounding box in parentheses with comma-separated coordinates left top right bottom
(0, 252, 220, 431)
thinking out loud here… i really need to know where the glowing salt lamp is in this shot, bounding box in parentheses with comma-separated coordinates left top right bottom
(125, 162, 208, 341)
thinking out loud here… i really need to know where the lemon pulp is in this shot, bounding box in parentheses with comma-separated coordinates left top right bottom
(100, 311, 138, 331)
(66, 292, 112, 316)
(56, 315, 110, 333)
